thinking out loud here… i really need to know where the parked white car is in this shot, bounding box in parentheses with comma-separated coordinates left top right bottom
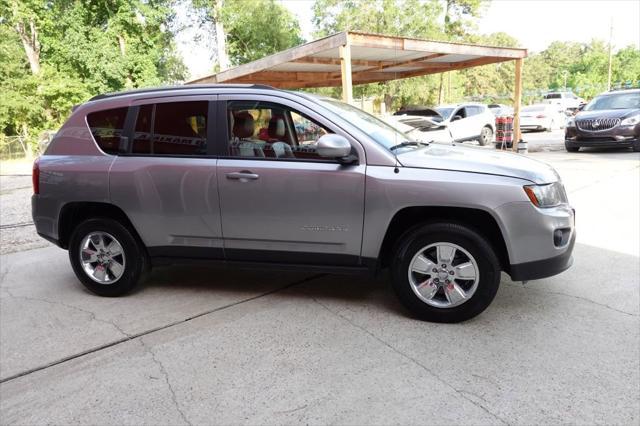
(433, 103, 496, 145)
(386, 108, 453, 144)
(542, 91, 584, 112)
(519, 103, 566, 132)
(488, 103, 514, 117)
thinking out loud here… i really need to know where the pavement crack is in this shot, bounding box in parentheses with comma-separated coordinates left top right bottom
(312, 298, 511, 426)
(509, 282, 639, 317)
(0, 273, 325, 384)
(2, 287, 132, 337)
(140, 339, 192, 426)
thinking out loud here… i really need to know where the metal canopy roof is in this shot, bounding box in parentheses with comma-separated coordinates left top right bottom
(187, 31, 528, 89)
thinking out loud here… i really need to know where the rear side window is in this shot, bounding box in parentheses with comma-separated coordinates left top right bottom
(132, 101, 208, 156)
(87, 107, 128, 154)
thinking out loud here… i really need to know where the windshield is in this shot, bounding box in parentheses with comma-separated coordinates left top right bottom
(544, 94, 562, 99)
(435, 107, 455, 119)
(317, 98, 413, 150)
(584, 92, 640, 110)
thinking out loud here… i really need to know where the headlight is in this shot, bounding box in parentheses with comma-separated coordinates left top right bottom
(566, 117, 575, 127)
(621, 114, 640, 127)
(523, 182, 568, 208)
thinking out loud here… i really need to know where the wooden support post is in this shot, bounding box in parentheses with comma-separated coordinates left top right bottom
(512, 58, 523, 151)
(339, 40, 353, 104)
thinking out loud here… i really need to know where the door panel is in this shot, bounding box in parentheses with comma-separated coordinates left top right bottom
(216, 95, 366, 265)
(110, 157, 222, 254)
(109, 96, 223, 257)
(217, 159, 366, 264)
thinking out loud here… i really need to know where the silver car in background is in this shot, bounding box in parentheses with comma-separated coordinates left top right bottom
(32, 85, 575, 323)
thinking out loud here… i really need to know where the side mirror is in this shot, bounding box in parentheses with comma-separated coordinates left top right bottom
(451, 115, 462, 122)
(317, 134, 352, 159)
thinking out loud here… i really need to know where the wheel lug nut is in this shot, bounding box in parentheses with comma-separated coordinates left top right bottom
(449, 271, 454, 275)
(434, 278, 439, 283)
(441, 264, 447, 268)
(432, 268, 438, 273)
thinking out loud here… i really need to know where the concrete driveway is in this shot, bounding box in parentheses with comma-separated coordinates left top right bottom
(1, 149, 638, 425)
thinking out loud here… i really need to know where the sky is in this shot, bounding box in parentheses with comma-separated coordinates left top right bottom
(176, 0, 640, 80)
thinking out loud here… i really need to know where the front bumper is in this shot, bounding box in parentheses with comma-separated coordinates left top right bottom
(509, 231, 575, 281)
(565, 125, 638, 148)
(565, 137, 637, 148)
(495, 201, 575, 281)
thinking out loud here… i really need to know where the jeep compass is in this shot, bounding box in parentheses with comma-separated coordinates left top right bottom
(32, 85, 575, 322)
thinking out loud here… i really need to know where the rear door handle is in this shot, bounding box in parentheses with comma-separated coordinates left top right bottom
(226, 171, 259, 180)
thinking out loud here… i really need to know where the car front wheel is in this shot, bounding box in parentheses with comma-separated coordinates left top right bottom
(391, 223, 501, 323)
(69, 218, 147, 296)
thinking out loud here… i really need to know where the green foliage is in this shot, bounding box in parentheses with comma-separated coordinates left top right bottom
(221, 0, 304, 65)
(0, 0, 186, 149)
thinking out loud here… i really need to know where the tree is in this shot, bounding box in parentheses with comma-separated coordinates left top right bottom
(0, 0, 186, 151)
(312, 0, 445, 110)
(193, 0, 304, 67)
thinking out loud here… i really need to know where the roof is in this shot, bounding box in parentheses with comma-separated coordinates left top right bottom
(88, 84, 276, 101)
(187, 31, 528, 89)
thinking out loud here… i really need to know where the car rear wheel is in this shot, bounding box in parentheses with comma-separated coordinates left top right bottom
(69, 218, 147, 296)
(391, 222, 501, 323)
(478, 126, 493, 146)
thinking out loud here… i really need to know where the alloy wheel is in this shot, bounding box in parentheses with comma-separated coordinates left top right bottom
(407, 242, 480, 308)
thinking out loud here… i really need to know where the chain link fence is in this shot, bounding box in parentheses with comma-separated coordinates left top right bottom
(0, 132, 56, 161)
(0, 135, 33, 161)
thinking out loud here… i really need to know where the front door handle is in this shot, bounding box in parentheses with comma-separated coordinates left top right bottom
(226, 171, 259, 181)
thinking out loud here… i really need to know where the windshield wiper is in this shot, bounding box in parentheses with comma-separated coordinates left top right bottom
(389, 141, 429, 151)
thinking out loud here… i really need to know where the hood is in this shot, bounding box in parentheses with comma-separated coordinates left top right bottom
(397, 144, 559, 184)
(576, 108, 639, 120)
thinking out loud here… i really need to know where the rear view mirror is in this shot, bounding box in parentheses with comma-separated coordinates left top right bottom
(317, 134, 352, 159)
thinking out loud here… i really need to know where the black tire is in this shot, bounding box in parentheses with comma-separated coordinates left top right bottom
(69, 218, 147, 296)
(478, 126, 493, 146)
(391, 222, 501, 323)
(565, 143, 580, 153)
(633, 140, 640, 152)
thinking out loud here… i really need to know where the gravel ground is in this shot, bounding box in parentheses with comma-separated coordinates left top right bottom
(0, 175, 50, 254)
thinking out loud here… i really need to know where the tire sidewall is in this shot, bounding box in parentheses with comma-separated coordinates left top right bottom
(69, 218, 144, 297)
(392, 223, 500, 323)
(479, 126, 492, 146)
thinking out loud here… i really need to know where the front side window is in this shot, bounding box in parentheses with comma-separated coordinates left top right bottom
(87, 107, 128, 154)
(132, 101, 208, 156)
(226, 101, 331, 160)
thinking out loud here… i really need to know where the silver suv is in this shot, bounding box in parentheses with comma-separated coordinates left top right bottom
(32, 85, 575, 323)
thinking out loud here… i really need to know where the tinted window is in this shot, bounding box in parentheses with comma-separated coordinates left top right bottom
(132, 101, 208, 155)
(226, 101, 332, 161)
(87, 107, 127, 154)
(544, 94, 561, 99)
(132, 104, 152, 154)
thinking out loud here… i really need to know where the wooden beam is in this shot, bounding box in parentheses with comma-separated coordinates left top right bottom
(194, 32, 348, 84)
(348, 32, 528, 59)
(291, 57, 390, 68)
(339, 40, 353, 104)
(512, 58, 523, 151)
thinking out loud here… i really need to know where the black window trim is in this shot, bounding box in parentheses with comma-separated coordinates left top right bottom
(118, 100, 218, 159)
